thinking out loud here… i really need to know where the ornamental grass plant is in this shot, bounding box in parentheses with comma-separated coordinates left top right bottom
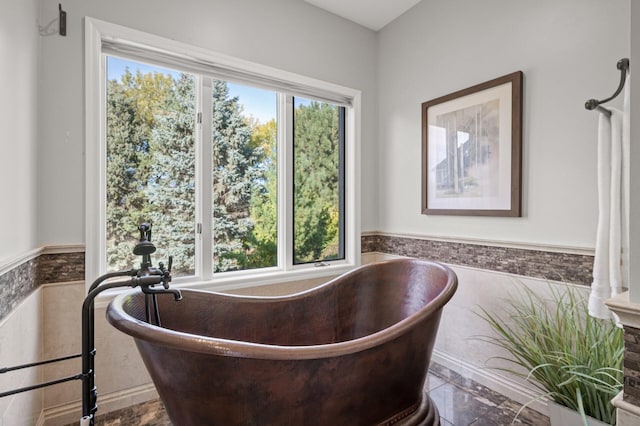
(476, 283, 623, 425)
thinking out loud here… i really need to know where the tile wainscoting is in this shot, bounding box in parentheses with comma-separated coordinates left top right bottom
(361, 233, 594, 286)
(0, 255, 39, 321)
(0, 250, 84, 322)
(0, 249, 85, 423)
(0, 234, 596, 322)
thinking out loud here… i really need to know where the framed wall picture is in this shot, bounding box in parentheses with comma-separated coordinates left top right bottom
(421, 71, 523, 216)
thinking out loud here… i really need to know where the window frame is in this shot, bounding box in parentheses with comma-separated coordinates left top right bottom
(85, 18, 361, 292)
(291, 96, 346, 265)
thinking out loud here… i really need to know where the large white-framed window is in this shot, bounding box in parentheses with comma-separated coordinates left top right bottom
(85, 18, 361, 290)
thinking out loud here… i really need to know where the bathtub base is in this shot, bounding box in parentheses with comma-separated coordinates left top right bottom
(387, 391, 440, 426)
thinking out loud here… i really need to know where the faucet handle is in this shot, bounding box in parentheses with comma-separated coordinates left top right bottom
(159, 256, 173, 289)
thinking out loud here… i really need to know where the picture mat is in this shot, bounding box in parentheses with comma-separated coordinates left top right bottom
(426, 82, 512, 211)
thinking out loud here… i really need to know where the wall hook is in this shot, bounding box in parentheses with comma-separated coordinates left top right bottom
(38, 3, 67, 37)
(59, 4, 67, 36)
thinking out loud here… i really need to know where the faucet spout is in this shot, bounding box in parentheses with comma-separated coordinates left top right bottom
(140, 283, 182, 301)
(166, 288, 183, 301)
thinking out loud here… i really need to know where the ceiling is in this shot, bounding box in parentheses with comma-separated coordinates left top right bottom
(303, 0, 422, 31)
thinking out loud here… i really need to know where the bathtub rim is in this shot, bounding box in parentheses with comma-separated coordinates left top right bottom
(106, 258, 458, 361)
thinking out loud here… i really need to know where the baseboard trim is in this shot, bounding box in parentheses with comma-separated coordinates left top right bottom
(41, 280, 84, 290)
(35, 409, 46, 426)
(41, 244, 85, 255)
(42, 383, 158, 426)
(431, 349, 548, 416)
(612, 391, 640, 416)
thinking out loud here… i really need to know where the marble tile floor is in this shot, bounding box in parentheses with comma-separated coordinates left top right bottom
(69, 363, 549, 426)
(426, 363, 549, 426)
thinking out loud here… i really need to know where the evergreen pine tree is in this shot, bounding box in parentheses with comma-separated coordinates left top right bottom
(147, 74, 197, 275)
(105, 70, 174, 270)
(212, 80, 263, 272)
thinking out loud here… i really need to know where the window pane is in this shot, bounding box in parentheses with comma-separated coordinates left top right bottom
(106, 56, 196, 276)
(293, 97, 345, 264)
(212, 81, 278, 272)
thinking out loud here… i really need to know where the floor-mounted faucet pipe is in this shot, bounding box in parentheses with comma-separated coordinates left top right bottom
(81, 272, 178, 424)
(81, 279, 141, 422)
(88, 269, 137, 293)
(84, 268, 137, 423)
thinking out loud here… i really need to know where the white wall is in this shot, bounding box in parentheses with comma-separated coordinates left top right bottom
(0, 4, 43, 413)
(630, 1, 640, 302)
(377, 0, 629, 249)
(36, 0, 379, 247)
(0, 0, 40, 262)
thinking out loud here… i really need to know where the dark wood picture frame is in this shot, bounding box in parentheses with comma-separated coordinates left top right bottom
(421, 71, 523, 216)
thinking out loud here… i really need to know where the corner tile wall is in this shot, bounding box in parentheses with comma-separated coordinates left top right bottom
(0, 251, 84, 425)
(0, 252, 84, 323)
(37, 253, 85, 285)
(0, 259, 39, 321)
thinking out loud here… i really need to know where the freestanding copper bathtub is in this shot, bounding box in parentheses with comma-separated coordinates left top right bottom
(106, 259, 458, 425)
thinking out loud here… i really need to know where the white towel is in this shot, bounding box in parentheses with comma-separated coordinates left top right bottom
(588, 75, 630, 320)
(621, 75, 631, 293)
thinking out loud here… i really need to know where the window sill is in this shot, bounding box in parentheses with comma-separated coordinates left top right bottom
(93, 260, 358, 309)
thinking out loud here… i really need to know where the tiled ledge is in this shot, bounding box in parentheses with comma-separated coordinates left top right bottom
(613, 391, 640, 426)
(606, 292, 640, 329)
(361, 233, 594, 286)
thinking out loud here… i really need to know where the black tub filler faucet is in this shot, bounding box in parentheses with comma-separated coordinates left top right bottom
(0, 223, 182, 426)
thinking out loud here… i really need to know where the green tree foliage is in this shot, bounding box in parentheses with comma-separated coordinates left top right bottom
(106, 69, 174, 270)
(293, 101, 341, 263)
(106, 63, 343, 274)
(147, 75, 196, 275)
(247, 119, 278, 268)
(211, 80, 263, 272)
